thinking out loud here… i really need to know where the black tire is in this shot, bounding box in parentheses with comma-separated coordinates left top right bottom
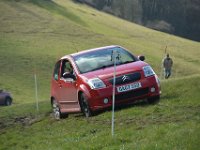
(5, 97, 12, 106)
(80, 93, 92, 117)
(52, 99, 68, 120)
(52, 100, 61, 120)
(147, 96, 160, 104)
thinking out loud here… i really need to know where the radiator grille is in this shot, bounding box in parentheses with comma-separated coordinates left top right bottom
(109, 72, 141, 85)
(115, 88, 149, 101)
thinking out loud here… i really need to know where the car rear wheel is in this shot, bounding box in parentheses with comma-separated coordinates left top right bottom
(52, 100, 68, 120)
(52, 100, 61, 120)
(80, 93, 92, 117)
(5, 97, 12, 106)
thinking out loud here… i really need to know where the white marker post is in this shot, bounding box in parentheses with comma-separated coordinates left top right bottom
(111, 50, 120, 137)
(34, 73, 39, 112)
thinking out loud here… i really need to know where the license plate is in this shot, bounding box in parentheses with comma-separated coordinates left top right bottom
(117, 82, 142, 93)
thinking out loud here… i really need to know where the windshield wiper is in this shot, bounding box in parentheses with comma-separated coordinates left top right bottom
(98, 64, 114, 70)
(90, 64, 114, 72)
(122, 60, 134, 64)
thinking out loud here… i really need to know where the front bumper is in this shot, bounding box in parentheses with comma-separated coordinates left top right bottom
(87, 75, 161, 111)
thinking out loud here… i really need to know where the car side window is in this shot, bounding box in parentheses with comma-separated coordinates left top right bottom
(53, 61, 61, 81)
(61, 59, 74, 77)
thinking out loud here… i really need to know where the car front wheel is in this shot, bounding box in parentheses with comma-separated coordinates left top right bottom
(80, 93, 92, 117)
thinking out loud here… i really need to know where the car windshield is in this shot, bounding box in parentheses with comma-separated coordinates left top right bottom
(73, 47, 137, 74)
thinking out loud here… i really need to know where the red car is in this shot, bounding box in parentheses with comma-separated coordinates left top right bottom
(0, 90, 12, 106)
(51, 45, 161, 119)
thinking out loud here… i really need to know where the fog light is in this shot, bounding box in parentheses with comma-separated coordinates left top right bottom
(103, 98, 109, 104)
(150, 87, 156, 93)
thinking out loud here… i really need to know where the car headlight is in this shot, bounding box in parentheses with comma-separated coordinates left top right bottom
(88, 78, 106, 89)
(143, 66, 155, 77)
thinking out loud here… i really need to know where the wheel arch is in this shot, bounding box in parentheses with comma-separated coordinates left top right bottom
(5, 96, 12, 101)
(78, 84, 91, 103)
(50, 96, 55, 106)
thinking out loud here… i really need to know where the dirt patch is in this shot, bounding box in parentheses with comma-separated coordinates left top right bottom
(0, 115, 42, 132)
(14, 115, 43, 126)
(14, 116, 33, 126)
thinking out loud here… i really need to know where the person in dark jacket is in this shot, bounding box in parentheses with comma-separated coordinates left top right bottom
(162, 53, 173, 79)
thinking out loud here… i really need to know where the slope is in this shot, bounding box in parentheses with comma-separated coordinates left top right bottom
(0, 74, 200, 149)
(0, 0, 200, 149)
(0, 0, 200, 104)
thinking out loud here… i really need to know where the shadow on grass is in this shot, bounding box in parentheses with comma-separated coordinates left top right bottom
(99, 99, 154, 115)
(73, 99, 153, 118)
(161, 93, 180, 100)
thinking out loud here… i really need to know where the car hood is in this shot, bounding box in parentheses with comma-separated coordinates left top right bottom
(79, 61, 148, 81)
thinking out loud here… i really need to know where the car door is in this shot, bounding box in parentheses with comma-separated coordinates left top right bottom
(51, 60, 62, 102)
(58, 59, 78, 103)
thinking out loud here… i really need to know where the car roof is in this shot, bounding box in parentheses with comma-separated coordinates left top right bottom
(61, 45, 121, 60)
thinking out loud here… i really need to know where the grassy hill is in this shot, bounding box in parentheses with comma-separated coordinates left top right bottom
(0, 0, 200, 149)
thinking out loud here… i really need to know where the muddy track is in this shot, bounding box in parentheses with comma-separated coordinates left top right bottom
(0, 114, 47, 134)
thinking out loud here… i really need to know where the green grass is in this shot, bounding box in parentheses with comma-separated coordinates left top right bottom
(0, 76, 200, 149)
(0, 0, 200, 149)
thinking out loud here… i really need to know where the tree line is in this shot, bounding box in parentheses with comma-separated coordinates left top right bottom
(74, 0, 200, 41)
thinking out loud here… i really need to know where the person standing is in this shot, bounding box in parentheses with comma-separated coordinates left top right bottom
(162, 53, 173, 79)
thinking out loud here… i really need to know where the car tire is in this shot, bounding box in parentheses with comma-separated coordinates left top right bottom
(52, 100, 68, 120)
(147, 96, 160, 104)
(5, 97, 12, 106)
(80, 93, 92, 117)
(52, 100, 61, 120)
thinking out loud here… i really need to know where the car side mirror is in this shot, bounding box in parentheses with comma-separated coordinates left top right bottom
(138, 55, 145, 61)
(63, 72, 76, 80)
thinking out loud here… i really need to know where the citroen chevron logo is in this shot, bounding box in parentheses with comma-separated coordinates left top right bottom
(122, 75, 130, 82)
